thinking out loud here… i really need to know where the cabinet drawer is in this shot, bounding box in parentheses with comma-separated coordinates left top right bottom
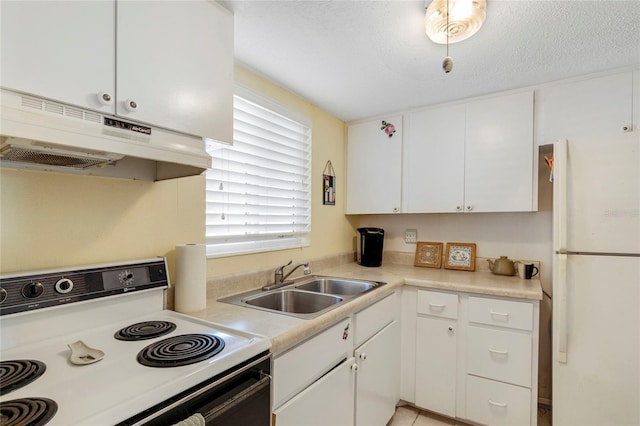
(274, 318, 353, 408)
(355, 292, 397, 347)
(468, 296, 533, 331)
(417, 290, 458, 319)
(467, 325, 532, 387)
(466, 375, 531, 426)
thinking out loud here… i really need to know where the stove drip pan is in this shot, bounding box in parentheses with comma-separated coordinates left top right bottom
(114, 321, 177, 341)
(0, 360, 46, 395)
(137, 334, 225, 367)
(0, 397, 57, 426)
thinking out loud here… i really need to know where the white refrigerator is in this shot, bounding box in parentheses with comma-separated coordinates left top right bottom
(552, 131, 640, 425)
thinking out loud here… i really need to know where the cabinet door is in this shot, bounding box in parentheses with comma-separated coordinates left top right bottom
(539, 71, 633, 144)
(404, 105, 465, 213)
(415, 317, 457, 417)
(274, 358, 356, 426)
(116, 0, 233, 141)
(0, 0, 115, 113)
(355, 321, 400, 426)
(346, 116, 403, 214)
(464, 91, 534, 212)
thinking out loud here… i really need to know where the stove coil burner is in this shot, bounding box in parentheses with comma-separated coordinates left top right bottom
(137, 334, 225, 367)
(0, 397, 58, 426)
(114, 321, 177, 341)
(0, 360, 46, 396)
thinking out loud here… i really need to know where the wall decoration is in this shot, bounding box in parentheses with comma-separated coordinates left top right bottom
(380, 120, 396, 138)
(322, 160, 336, 205)
(444, 242, 476, 271)
(414, 241, 443, 268)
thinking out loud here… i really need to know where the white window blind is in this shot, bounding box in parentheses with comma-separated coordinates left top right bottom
(205, 92, 312, 257)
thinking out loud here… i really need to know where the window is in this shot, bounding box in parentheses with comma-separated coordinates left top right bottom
(205, 88, 312, 257)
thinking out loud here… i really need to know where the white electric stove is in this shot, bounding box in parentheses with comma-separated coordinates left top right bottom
(0, 258, 272, 426)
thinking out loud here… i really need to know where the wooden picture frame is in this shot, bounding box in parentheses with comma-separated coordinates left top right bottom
(414, 242, 443, 268)
(444, 242, 476, 271)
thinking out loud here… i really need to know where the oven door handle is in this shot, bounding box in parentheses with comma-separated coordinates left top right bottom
(203, 373, 271, 422)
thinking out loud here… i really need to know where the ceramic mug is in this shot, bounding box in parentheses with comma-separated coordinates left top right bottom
(517, 263, 539, 279)
(525, 264, 538, 279)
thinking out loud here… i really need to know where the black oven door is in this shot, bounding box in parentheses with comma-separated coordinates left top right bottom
(119, 353, 271, 426)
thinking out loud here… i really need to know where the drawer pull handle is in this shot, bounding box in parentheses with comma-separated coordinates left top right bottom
(488, 348, 509, 356)
(488, 399, 507, 408)
(429, 303, 446, 310)
(490, 310, 509, 320)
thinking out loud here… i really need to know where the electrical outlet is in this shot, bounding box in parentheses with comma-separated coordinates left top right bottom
(404, 229, 417, 244)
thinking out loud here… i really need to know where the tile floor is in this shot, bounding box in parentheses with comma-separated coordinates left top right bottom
(387, 404, 552, 426)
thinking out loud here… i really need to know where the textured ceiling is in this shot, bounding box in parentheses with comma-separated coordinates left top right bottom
(220, 0, 640, 122)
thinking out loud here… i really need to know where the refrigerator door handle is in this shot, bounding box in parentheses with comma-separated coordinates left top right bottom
(558, 253, 568, 363)
(554, 139, 568, 252)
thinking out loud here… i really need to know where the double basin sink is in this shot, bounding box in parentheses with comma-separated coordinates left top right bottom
(219, 276, 386, 319)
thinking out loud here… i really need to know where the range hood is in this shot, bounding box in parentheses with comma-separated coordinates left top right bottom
(0, 89, 212, 181)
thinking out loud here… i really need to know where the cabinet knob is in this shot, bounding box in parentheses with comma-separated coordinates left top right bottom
(455, 205, 462, 212)
(465, 205, 473, 211)
(124, 99, 138, 112)
(359, 353, 367, 360)
(447, 326, 454, 335)
(393, 207, 399, 213)
(621, 125, 631, 133)
(97, 92, 113, 106)
(351, 364, 358, 372)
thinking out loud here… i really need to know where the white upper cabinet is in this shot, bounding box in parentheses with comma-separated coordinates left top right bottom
(538, 71, 633, 144)
(0, 0, 233, 142)
(346, 116, 403, 214)
(116, 1, 233, 142)
(404, 91, 535, 213)
(464, 91, 535, 213)
(0, 1, 116, 113)
(404, 104, 465, 213)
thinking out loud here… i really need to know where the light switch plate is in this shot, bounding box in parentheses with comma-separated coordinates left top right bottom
(405, 229, 417, 244)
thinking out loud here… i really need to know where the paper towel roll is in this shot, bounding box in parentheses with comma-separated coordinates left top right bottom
(174, 244, 207, 313)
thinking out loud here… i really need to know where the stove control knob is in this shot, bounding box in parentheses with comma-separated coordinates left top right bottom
(22, 282, 44, 299)
(119, 270, 135, 286)
(55, 278, 74, 294)
(0, 288, 7, 304)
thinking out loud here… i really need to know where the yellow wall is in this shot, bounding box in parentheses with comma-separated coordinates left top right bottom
(0, 172, 204, 273)
(0, 65, 352, 277)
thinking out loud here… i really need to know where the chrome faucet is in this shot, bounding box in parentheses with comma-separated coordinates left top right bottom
(262, 260, 311, 291)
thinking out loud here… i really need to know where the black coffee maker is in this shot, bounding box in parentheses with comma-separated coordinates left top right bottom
(357, 228, 384, 267)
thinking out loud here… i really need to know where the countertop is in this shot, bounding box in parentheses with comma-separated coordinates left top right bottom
(189, 262, 542, 354)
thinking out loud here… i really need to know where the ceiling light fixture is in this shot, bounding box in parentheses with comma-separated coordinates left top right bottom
(425, 0, 486, 73)
(425, 0, 487, 44)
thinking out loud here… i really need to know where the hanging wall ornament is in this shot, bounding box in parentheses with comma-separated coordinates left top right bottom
(322, 160, 336, 205)
(381, 120, 396, 138)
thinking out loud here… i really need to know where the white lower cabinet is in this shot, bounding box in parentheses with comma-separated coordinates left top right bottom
(466, 375, 531, 426)
(412, 289, 539, 426)
(415, 317, 457, 417)
(467, 325, 532, 388)
(355, 320, 399, 426)
(415, 290, 459, 417)
(274, 358, 356, 426)
(272, 292, 400, 426)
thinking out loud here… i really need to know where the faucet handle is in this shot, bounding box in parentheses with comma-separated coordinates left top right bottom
(303, 264, 311, 275)
(276, 260, 293, 273)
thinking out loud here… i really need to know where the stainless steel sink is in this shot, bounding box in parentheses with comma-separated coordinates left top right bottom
(294, 277, 377, 295)
(218, 275, 386, 319)
(244, 290, 342, 314)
